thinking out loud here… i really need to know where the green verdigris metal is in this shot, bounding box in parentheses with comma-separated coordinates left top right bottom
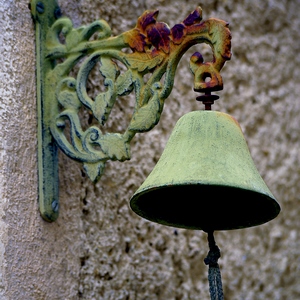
(31, 0, 60, 221)
(30, 0, 231, 221)
(130, 111, 281, 230)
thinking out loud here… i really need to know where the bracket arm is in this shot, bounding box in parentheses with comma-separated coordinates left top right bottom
(30, 0, 231, 221)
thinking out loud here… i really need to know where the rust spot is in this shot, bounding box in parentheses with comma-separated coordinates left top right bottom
(146, 22, 171, 53)
(224, 114, 242, 130)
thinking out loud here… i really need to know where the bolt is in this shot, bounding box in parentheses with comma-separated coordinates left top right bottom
(54, 7, 62, 19)
(36, 2, 44, 14)
(51, 200, 59, 213)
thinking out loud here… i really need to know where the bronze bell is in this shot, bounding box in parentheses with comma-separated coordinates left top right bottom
(130, 110, 281, 231)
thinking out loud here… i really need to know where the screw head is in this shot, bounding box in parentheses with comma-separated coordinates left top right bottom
(51, 200, 59, 213)
(54, 7, 62, 19)
(36, 2, 44, 14)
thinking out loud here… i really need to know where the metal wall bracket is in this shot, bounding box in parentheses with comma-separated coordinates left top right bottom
(30, 0, 231, 221)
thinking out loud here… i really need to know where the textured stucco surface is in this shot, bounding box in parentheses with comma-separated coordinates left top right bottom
(0, 0, 300, 299)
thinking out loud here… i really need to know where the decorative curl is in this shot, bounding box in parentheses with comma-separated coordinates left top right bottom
(46, 7, 231, 181)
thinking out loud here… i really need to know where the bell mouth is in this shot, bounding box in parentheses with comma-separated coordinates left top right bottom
(130, 184, 281, 231)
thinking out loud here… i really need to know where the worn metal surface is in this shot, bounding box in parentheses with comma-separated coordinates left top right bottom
(31, 0, 231, 221)
(31, 0, 60, 221)
(130, 111, 280, 230)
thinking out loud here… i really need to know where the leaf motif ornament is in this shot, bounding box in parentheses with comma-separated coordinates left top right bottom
(47, 6, 231, 181)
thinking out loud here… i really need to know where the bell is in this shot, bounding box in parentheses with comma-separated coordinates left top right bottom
(130, 111, 281, 231)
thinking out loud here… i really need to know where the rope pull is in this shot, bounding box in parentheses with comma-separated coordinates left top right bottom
(204, 231, 224, 300)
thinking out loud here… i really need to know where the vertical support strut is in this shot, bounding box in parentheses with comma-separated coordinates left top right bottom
(31, 0, 60, 221)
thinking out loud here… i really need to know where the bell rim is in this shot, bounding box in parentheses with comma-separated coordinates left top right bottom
(130, 183, 281, 231)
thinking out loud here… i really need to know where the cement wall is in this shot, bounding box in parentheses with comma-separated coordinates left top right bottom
(0, 0, 299, 299)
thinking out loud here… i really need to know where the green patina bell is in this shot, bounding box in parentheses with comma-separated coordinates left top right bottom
(130, 110, 280, 231)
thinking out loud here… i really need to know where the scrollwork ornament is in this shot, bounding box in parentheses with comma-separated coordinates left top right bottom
(42, 6, 231, 181)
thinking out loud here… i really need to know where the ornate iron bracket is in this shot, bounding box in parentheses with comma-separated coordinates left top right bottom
(30, 0, 231, 221)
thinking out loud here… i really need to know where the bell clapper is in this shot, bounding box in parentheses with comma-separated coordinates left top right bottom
(204, 230, 224, 300)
